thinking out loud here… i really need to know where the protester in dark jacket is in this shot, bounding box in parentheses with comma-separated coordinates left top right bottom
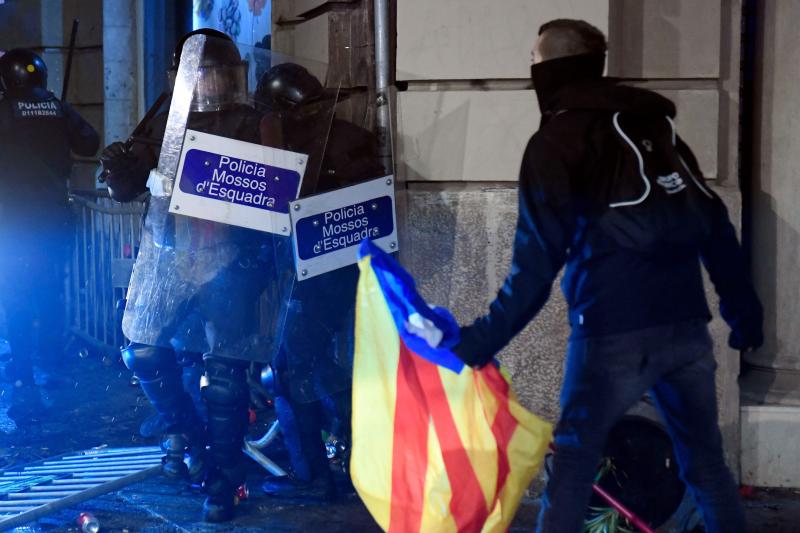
(454, 19, 760, 533)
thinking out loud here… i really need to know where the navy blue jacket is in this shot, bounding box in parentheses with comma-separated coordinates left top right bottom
(455, 80, 762, 367)
(0, 88, 98, 227)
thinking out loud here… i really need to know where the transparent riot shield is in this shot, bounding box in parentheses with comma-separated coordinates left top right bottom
(122, 33, 337, 365)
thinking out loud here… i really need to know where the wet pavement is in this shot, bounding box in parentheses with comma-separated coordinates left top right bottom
(0, 352, 799, 532)
(9, 474, 538, 532)
(740, 487, 800, 533)
(0, 351, 152, 470)
(22, 475, 392, 532)
(0, 352, 534, 532)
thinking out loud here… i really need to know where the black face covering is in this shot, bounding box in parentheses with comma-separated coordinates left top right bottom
(530, 53, 605, 114)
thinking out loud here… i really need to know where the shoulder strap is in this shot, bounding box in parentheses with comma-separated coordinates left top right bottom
(609, 111, 652, 208)
(664, 116, 714, 199)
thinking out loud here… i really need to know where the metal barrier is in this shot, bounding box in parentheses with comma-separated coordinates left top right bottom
(65, 191, 145, 356)
(0, 446, 162, 530)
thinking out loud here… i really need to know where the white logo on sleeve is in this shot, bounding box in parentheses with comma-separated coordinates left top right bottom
(656, 172, 686, 194)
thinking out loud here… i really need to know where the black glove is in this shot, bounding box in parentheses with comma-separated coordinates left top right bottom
(99, 141, 136, 180)
(724, 292, 764, 352)
(452, 327, 492, 369)
(98, 142, 147, 202)
(729, 321, 764, 352)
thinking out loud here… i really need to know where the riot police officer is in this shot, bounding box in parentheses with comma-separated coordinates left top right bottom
(100, 30, 267, 522)
(256, 63, 385, 499)
(0, 49, 99, 424)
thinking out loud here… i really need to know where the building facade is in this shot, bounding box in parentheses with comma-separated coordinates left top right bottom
(1, 0, 796, 488)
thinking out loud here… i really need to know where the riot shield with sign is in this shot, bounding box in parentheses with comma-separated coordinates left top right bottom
(261, 66, 397, 408)
(122, 34, 337, 366)
(252, 60, 398, 490)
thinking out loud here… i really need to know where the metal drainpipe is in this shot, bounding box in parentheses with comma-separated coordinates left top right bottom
(739, 0, 758, 275)
(373, 0, 392, 175)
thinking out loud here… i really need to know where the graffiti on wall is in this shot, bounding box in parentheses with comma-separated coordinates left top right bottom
(193, 0, 270, 48)
(193, 0, 272, 95)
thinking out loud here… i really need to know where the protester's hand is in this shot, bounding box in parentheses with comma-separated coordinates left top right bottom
(729, 322, 764, 352)
(451, 328, 493, 369)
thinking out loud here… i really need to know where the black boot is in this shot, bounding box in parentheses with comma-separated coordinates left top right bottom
(141, 378, 205, 480)
(160, 432, 207, 483)
(138, 352, 207, 437)
(203, 464, 246, 522)
(261, 473, 336, 502)
(263, 395, 337, 501)
(122, 344, 207, 481)
(201, 355, 250, 522)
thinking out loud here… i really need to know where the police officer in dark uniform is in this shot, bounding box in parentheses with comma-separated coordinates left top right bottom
(256, 63, 385, 499)
(0, 49, 99, 424)
(100, 30, 268, 521)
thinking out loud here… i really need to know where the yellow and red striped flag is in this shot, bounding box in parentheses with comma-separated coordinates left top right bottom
(351, 241, 552, 533)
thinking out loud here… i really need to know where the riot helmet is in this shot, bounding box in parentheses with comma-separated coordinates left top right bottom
(167, 28, 247, 112)
(255, 63, 324, 114)
(0, 49, 47, 97)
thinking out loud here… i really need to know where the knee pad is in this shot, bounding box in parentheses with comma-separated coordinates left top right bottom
(122, 343, 175, 378)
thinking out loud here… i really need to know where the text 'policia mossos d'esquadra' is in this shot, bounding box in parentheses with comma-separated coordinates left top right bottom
(295, 195, 393, 260)
(179, 150, 302, 214)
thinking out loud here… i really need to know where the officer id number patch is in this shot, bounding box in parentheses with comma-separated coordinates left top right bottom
(13, 100, 62, 118)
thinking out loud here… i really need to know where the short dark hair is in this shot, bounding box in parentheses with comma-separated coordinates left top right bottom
(537, 19, 607, 61)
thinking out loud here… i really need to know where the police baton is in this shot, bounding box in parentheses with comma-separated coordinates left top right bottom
(97, 91, 168, 183)
(127, 91, 171, 147)
(61, 18, 79, 103)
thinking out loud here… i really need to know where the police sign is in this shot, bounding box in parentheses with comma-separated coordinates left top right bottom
(169, 129, 307, 235)
(290, 176, 398, 280)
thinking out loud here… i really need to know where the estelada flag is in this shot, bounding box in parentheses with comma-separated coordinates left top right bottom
(351, 240, 552, 533)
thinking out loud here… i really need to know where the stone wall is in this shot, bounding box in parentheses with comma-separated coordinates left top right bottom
(739, 0, 800, 488)
(102, 0, 139, 152)
(743, 0, 800, 400)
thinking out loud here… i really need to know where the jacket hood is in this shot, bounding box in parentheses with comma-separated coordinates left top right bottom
(547, 79, 676, 118)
